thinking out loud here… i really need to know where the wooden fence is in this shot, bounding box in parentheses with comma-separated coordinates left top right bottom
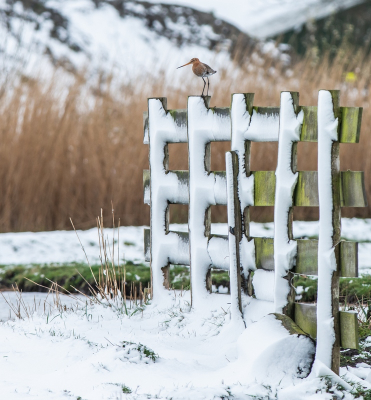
(143, 91, 367, 375)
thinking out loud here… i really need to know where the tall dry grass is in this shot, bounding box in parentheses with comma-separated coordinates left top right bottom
(0, 47, 370, 232)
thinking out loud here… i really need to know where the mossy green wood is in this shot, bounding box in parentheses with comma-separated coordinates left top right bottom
(254, 237, 274, 270)
(340, 311, 360, 350)
(340, 107, 363, 144)
(295, 307, 362, 350)
(143, 169, 150, 204)
(300, 106, 318, 142)
(272, 313, 313, 337)
(294, 171, 319, 206)
(144, 228, 150, 262)
(252, 170, 366, 207)
(340, 171, 367, 207)
(253, 239, 356, 276)
(252, 106, 280, 119)
(253, 171, 276, 206)
(295, 303, 318, 339)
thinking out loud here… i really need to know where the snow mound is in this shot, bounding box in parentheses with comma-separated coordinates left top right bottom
(238, 314, 315, 384)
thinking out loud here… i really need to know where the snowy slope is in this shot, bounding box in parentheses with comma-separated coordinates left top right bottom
(0, 0, 253, 79)
(146, 0, 365, 38)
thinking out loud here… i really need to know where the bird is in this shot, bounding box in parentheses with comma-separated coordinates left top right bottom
(177, 58, 217, 97)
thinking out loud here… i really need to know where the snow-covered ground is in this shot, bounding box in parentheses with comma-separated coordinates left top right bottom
(1, 218, 371, 399)
(0, 218, 369, 272)
(0, 290, 370, 399)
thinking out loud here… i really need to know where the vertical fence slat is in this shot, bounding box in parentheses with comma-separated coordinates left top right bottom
(187, 96, 231, 306)
(273, 92, 303, 318)
(226, 151, 243, 317)
(316, 90, 341, 374)
(230, 93, 255, 297)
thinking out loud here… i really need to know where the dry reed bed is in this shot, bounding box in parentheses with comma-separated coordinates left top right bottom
(0, 50, 370, 232)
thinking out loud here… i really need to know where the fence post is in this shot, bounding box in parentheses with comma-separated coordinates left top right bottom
(146, 98, 189, 303)
(273, 92, 303, 318)
(230, 94, 255, 298)
(316, 89, 341, 374)
(187, 96, 230, 306)
(226, 151, 243, 316)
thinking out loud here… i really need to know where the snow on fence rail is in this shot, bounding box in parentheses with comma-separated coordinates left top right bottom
(143, 91, 367, 375)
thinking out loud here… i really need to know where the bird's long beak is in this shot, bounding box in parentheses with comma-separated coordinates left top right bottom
(177, 61, 192, 69)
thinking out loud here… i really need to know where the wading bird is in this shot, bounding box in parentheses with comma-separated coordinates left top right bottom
(177, 58, 217, 97)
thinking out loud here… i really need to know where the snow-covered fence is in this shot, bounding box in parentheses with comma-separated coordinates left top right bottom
(143, 91, 366, 374)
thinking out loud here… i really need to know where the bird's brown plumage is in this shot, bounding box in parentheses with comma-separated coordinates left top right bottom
(177, 58, 217, 96)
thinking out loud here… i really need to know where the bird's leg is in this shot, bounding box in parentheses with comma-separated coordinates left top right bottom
(202, 77, 206, 97)
(207, 77, 210, 96)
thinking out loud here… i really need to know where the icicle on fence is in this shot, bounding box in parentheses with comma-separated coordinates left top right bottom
(143, 91, 367, 374)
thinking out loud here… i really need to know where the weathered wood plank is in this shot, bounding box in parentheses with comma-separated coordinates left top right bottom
(340, 107, 363, 143)
(295, 239, 318, 275)
(253, 171, 276, 206)
(294, 171, 319, 206)
(340, 311, 359, 350)
(149, 105, 362, 144)
(294, 240, 358, 277)
(341, 171, 368, 207)
(254, 237, 274, 270)
(295, 304, 359, 350)
(252, 170, 366, 207)
(300, 106, 318, 142)
(143, 169, 150, 205)
(252, 238, 358, 277)
(340, 241, 358, 278)
(295, 171, 366, 207)
(252, 106, 280, 116)
(295, 303, 318, 339)
(144, 228, 150, 262)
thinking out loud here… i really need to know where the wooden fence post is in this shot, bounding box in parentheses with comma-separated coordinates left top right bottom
(226, 151, 243, 316)
(230, 93, 255, 298)
(316, 89, 341, 374)
(274, 92, 303, 318)
(187, 96, 231, 306)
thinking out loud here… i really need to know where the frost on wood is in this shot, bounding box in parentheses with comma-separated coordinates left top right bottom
(148, 98, 190, 302)
(273, 92, 303, 315)
(315, 90, 340, 370)
(187, 96, 230, 306)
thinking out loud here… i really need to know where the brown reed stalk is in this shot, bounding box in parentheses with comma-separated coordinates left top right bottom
(0, 46, 370, 231)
